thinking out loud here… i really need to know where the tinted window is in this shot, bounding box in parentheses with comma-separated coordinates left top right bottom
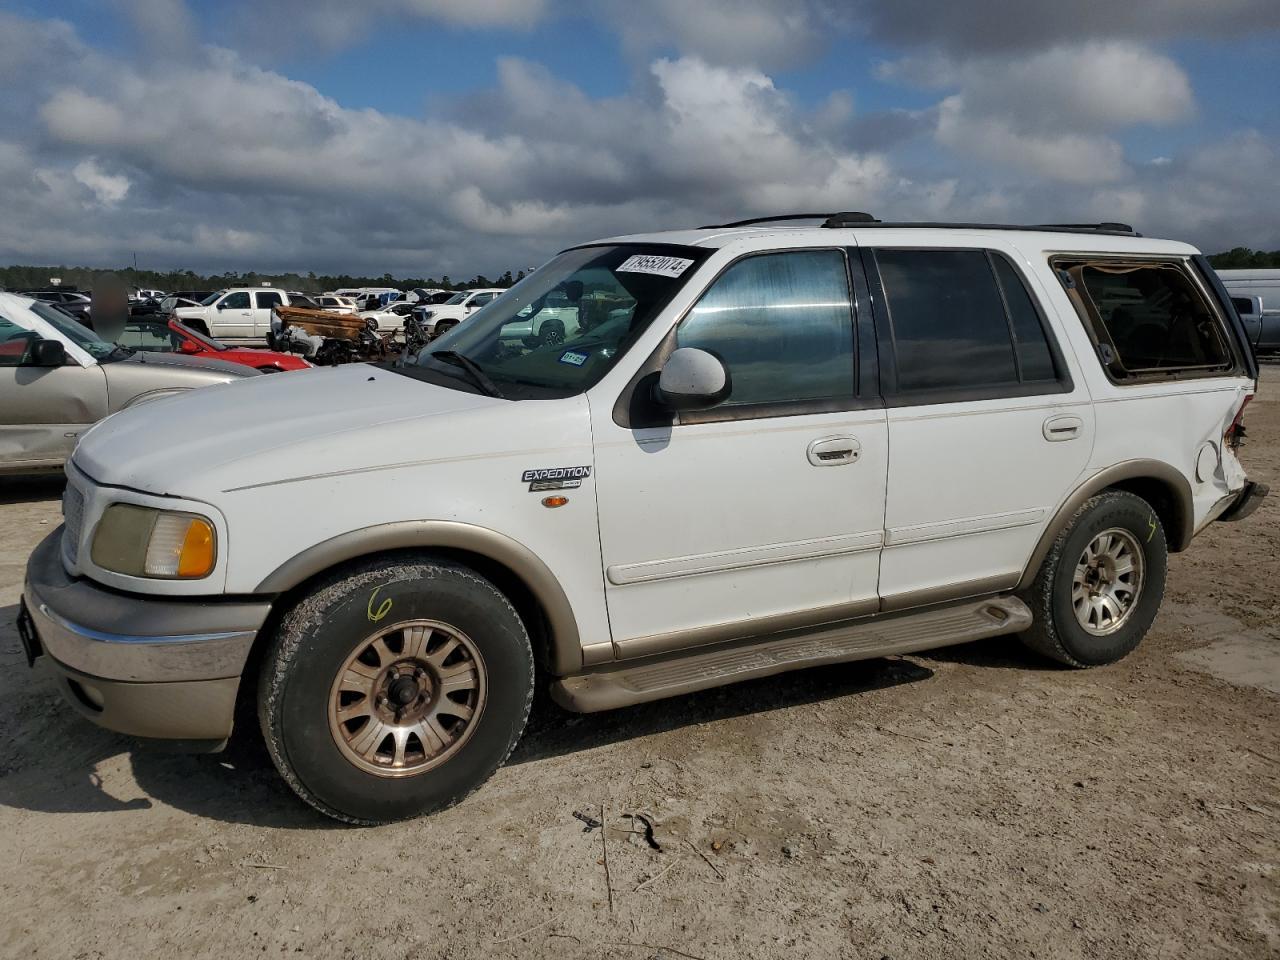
(0, 313, 37, 366)
(877, 250, 1017, 391)
(119, 321, 178, 352)
(1076, 263, 1232, 374)
(677, 250, 854, 407)
(993, 257, 1057, 381)
(255, 291, 283, 309)
(221, 291, 250, 309)
(1231, 296, 1257, 316)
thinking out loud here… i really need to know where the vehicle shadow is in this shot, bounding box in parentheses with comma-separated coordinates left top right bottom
(915, 633, 1065, 672)
(0, 474, 65, 505)
(0, 598, 934, 827)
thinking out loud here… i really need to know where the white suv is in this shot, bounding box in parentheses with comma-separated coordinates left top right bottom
(173, 287, 299, 344)
(19, 214, 1267, 824)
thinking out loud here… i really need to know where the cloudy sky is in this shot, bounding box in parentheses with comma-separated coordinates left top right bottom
(2, 0, 1279, 278)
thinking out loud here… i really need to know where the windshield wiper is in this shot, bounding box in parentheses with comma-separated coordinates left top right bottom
(428, 350, 506, 399)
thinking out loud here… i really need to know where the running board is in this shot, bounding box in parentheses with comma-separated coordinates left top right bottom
(550, 595, 1031, 713)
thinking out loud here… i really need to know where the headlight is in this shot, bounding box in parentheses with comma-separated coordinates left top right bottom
(90, 504, 217, 579)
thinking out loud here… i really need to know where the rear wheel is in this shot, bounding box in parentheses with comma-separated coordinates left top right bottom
(258, 556, 534, 824)
(1019, 490, 1167, 667)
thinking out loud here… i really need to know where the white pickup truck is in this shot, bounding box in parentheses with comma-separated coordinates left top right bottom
(173, 288, 302, 345)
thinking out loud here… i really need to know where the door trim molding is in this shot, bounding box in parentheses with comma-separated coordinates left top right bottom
(885, 508, 1044, 547)
(606, 530, 884, 586)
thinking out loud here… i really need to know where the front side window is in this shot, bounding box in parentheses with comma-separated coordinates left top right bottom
(403, 244, 709, 400)
(675, 250, 854, 408)
(221, 291, 250, 309)
(1058, 258, 1235, 379)
(0, 312, 37, 366)
(29, 302, 119, 360)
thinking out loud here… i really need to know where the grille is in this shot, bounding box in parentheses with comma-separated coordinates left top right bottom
(62, 483, 85, 565)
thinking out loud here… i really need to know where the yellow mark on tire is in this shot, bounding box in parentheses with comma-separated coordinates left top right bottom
(368, 586, 393, 623)
(1147, 516, 1157, 542)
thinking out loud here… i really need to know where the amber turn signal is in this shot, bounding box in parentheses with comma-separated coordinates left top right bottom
(541, 496, 569, 508)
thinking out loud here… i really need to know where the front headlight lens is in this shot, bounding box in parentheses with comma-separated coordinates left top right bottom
(90, 504, 217, 579)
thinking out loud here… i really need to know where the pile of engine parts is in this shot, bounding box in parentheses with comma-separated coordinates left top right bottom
(268, 305, 396, 365)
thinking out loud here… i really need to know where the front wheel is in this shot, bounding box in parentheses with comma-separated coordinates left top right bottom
(1019, 490, 1168, 667)
(258, 556, 534, 824)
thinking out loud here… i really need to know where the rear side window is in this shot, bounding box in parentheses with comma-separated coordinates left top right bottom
(255, 291, 283, 309)
(1059, 259, 1235, 379)
(874, 249, 1062, 394)
(1231, 296, 1257, 316)
(677, 249, 854, 408)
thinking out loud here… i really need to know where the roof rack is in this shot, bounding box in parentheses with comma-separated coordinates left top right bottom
(701, 212, 879, 229)
(700, 213, 1140, 237)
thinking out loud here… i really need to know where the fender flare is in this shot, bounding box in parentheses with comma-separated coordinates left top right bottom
(1016, 459, 1193, 591)
(255, 520, 583, 673)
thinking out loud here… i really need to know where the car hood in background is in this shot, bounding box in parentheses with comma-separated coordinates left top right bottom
(115, 350, 256, 377)
(73, 363, 516, 496)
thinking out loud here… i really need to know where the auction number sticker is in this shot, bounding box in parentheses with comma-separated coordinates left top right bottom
(559, 350, 589, 366)
(617, 255, 695, 278)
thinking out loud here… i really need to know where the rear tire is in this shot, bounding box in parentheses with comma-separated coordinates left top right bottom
(258, 556, 534, 824)
(1019, 490, 1167, 667)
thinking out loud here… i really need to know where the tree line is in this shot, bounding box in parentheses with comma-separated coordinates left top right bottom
(3, 248, 1278, 295)
(0, 265, 528, 294)
(1205, 248, 1280, 269)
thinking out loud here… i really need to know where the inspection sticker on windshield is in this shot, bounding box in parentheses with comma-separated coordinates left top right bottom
(617, 254, 695, 278)
(559, 350, 589, 366)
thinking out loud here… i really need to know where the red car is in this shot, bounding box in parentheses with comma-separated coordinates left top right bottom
(119, 318, 311, 372)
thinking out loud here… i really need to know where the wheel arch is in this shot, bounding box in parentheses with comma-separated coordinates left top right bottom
(254, 521, 583, 675)
(1017, 460, 1193, 591)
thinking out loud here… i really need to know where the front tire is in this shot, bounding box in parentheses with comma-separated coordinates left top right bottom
(258, 556, 534, 824)
(1019, 490, 1167, 667)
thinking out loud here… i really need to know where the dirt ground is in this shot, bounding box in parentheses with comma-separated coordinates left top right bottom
(1, 373, 1277, 960)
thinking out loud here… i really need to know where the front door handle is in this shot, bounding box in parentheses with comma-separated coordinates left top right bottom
(1043, 415, 1083, 442)
(807, 436, 861, 466)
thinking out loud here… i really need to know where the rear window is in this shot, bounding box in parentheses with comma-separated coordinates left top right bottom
(1057, 259, 1236, 380)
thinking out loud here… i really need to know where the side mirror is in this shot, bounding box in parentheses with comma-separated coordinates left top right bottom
(179, 339, 200, 354)
(28, 339, 67, 367)
(654, 347, 731, 411)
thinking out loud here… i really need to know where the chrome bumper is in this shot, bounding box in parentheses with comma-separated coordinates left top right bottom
(21, 528, 272, 741)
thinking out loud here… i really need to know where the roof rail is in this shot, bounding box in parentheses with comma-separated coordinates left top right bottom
(701, 212, 879, 229)
(699, 214, 1138, 237)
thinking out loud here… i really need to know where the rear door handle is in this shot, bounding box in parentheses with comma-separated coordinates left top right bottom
(1043, 415, 1083, 441)
(807, 436, 861, 466)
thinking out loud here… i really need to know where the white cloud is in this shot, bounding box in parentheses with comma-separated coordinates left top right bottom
(884, 42, 1194, 183)
(72, 159, 132, 205)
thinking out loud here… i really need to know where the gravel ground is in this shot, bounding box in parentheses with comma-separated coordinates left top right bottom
(1, 371, 1277, 960)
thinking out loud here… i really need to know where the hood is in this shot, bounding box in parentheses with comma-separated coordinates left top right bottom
(74, 363, 504, 496)
(113, 350, 255, 377)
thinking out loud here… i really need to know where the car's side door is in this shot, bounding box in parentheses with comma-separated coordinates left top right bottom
(0, 310, 108, 470)
(212, 291, 253, 340)
(591, 248, 889, 658)
(861, 241, 1094, 608)
(253, 291, 283, 340)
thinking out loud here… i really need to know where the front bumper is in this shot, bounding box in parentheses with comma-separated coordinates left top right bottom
(21, 528, 272, 742)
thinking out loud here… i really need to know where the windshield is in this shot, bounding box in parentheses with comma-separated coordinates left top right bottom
(29, 302, 120, 360)
(200, 290, 226, 306)
(444, 292, 469, 305)
(406, 244, 708, 399)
